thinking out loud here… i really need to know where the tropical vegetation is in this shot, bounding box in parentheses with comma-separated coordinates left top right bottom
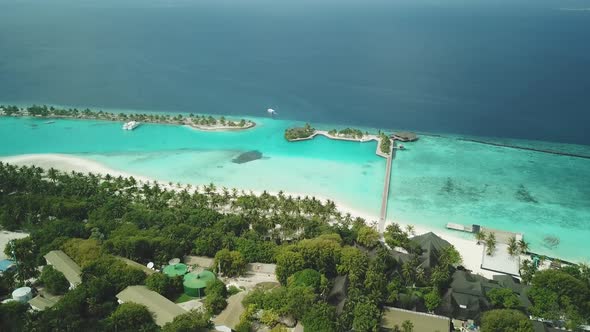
(284, 123, 315, 140)
(1, 161, 589, 330)
(0, 104, 253, 129)
(327, 127, 366, 139)
(379, 132, 392, 154)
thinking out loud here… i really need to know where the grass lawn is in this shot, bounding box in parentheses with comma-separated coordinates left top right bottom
(175, 293, 200, 303)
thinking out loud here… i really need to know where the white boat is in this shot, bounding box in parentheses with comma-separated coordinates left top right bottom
(122, 121, 140, 130)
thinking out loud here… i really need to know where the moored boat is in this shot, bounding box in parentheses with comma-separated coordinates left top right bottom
(122, 121, 140, 130)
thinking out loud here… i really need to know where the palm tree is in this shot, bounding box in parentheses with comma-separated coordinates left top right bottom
(405, 224, 416, 236)
(402, 320, 414, 332)
(415, 267, 426, 285)
(475, 231, 487, 245)
(47, 167, 58, 182)
(402, 262, 414, 286)
(485, 233, 497, 256)
(507, 236, 519, 257)
(518, 239, 529, 254)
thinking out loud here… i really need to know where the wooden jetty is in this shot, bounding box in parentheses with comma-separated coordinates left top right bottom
(378, 140, 395, 233)
(286, 128, 398, 234)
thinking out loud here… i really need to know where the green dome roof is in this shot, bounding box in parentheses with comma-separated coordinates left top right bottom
(163, 263, 188, 277)
(183, 270, 216, 290)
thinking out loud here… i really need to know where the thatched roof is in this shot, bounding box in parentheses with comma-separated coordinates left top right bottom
(392, 132, 418, 141)
(412, 232, 452, 253)
(437, 271, 492, 320)
(411, 232, 452, 269)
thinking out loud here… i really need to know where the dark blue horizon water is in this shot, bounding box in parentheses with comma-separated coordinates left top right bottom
(1, 0, 589, 144)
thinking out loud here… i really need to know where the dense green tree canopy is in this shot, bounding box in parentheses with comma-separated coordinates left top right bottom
(214, 249, 247, 277)
(275, 251, 305, 285)
(161, 310, 213, 332)
(486, 288, 521, 309)
(105, 303, 158, 332)
(356, 225, 380, 248)
(301, 302, 337, 332)
(40, 265, 70, 295)
(528, 269, 590, 326)
(337, 246, 369, 287)
(0, 301, 29, 332)
(204, 279, 228, 314)
(352, 299, 381, 332)
(287, 268, 325, 294)
(480, 309, 533, 332)
(145, 273, 183, 300)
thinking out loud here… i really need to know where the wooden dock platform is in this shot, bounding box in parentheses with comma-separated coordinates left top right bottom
(446, 223, 523, 244)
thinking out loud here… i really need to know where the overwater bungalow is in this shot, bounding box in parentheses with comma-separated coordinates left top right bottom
(392, 131, 419, 142)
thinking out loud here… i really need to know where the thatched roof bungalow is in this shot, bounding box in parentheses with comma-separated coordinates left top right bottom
(392, 132, 418, 142)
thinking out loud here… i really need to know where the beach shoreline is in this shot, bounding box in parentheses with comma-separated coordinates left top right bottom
(0, 152, 505, 278)
(0, 105, 257, 132)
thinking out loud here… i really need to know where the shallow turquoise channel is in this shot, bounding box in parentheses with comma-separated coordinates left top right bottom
(1, 115, 589, 262)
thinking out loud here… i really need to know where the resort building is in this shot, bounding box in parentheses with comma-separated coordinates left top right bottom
(480, 242, 521, 276)
(438, 270, 492, 320)
(116, 256, 155, 275)
(116, 285, 186, 327)
(43, 250, 82, 289)
(391, 132, 418, 142)
(381, 307, 451, 332)
(28, 294, 59, 311)
(492, 274, 532, 309)
(183, 270, 216, 297)
(213, 292, 247, 332)
(410, 232, 452, 270)
(437, 270, 531, 320)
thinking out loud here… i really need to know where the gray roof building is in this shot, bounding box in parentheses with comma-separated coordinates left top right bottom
(411, 232, 452, 270)
(116, 285, 186, 326)
(438, 270, 532, 320)
(43, 250, 82, 288)
(382, 307, 451, 332)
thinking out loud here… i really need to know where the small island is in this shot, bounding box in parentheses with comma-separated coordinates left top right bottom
(0, 105, 256, 131)
(284, 123, 316, 140)
(284, 124, 397, 158)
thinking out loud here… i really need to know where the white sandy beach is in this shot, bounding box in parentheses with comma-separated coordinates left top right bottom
(0, 153, 497, 278)
(0, 154, 149, 182)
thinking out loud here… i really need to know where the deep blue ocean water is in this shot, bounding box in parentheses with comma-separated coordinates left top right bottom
(1, 0, 590, 261)
(1, 0, 589, 144)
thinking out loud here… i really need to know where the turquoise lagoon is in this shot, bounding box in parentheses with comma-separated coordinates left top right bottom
(1, 115, 589, 262)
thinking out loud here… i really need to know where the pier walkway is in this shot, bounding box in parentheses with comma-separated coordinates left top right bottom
(378, 143, 394, 233)
(287, 129, 396, 233)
